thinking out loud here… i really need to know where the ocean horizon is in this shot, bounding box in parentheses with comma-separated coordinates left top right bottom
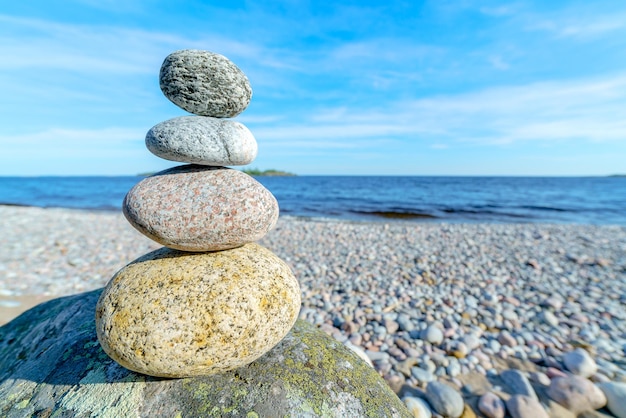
(1, 175, 625, 225)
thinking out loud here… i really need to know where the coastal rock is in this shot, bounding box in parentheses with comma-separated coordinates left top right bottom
(0, 291, 411, 417)
(425, 381, 464, 418)
(96, 244, 300, 377)
(598, 382, 626, 418)
(506, 395, 549, 418)
(478, 392, 505, 418)
(146, 116, 257, 166)
(159, 49, 252, 117)
(563, 348, 597, 378)
(123, 165, 278, 252)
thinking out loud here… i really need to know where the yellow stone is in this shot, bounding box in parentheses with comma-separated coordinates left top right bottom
(95, 243, 301, 378)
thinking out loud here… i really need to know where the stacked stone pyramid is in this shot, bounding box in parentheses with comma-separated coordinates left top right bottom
(95, 50, 301, 378)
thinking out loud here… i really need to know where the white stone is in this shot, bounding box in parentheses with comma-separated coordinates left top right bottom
(403, 396, 432, 418)
(146, 116, 257, 166)
(563, 348, 597, 378)
(598, 381, 626, 418)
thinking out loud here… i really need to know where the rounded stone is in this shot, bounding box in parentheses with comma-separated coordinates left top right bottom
(123, 165, 278, 252)
(146, 116, 257, 166)
(159, 49, 252, 117)
(547, 376, 607, 413)
(478, 392, 505, 418)
(506, 395, 549, 418)
(563, 348, 597, 378)
(95, 243, 301, 377)
(425, 381, 464, 418)
(598, 381, 626, 418)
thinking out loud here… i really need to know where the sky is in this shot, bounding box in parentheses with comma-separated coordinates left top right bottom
(1, 1, 625, 176)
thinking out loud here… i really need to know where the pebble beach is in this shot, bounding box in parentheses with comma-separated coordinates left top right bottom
(2, 204, 626, 416)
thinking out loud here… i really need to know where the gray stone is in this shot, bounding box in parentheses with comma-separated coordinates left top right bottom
(96, 244, 301, 377)
(146, 116, 257, 166)
(563, 348, 597, 378)
(500, 369, 538, 400)
(411, 367, 435, 384)
(421, 324, 444, 345)
(598, 381, 626, 418)
(547, 376, 607, 414)
(478, 392, 505, 418)
(506, 395, 549, 418)
(123, 165, 278, 252)
(0, 290, 412, 417)
(159, 49, 252, 117)
(425, 381, 464, 418)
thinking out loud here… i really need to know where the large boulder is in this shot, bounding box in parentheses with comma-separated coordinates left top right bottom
(0, 289, 410, 417)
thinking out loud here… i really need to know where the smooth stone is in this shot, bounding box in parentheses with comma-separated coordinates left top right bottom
(123, 165, 278, 252)
(425, 381, 464, 418)
(344, 342, 374, 367)
(546, 376, 606, 414)
(563, 348, 597, 378)
(478, 392, 505, 418)
(411, 367, 435, 383)
(96, 243, 301, 377)
(0, 291, 411, 417)
(159, 49, 252, 117)
(422, 324, 444, 345)
(598, 381, 626, 418)
(146, 116, 257, 166)
(506, 395, 549, 418)
(500, 369, 538, 400)
(403, 396, 433, 418)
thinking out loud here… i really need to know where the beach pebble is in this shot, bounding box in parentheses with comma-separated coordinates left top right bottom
(145, 116, 257, 166)
(563, 348, 597, 378)
(500, 369, 538, 400)
(538, 310, 559, 326)
(506, 395, 549, 418)
(547, 376, 607, 413)
(123, 165, 278, 251)
(159, 49, 252, 117)
(344, 342, 374, 367)
(95, 243, 300, 377)
(528, 371, 551, 386)
(422, 324, 444, 345)
(403, 396, 432, 418)
(425, 381, 464, 418)
(498, 331, 517, 347)
(598, 381, 626, 418)
(412, 366, 435, 384)
(478, 392, 505, 418)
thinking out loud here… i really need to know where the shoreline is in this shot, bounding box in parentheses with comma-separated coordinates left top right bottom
(2, 205, 626, 411)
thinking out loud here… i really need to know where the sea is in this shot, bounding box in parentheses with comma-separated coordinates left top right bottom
(0, 175, 625, 225)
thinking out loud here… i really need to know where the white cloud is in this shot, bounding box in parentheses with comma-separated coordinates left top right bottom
(525, 11, 626, 40)
(250, 73, 626, 148)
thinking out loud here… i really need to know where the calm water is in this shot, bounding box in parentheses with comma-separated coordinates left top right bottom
(1, 175, 625, 224)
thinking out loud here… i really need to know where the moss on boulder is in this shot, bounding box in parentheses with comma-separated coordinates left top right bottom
(0, 289, 410, 417)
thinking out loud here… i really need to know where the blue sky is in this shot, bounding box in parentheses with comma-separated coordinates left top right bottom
(1, 1, 625, 176)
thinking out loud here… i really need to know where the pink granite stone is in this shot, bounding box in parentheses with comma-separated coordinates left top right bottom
(123, 165, 278, 251)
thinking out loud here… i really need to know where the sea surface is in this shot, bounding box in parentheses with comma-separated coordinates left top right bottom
(1, 175, 625, 225)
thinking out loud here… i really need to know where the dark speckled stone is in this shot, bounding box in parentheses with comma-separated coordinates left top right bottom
(123, 165, 278, 252)
(159, 49, 252, 117)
